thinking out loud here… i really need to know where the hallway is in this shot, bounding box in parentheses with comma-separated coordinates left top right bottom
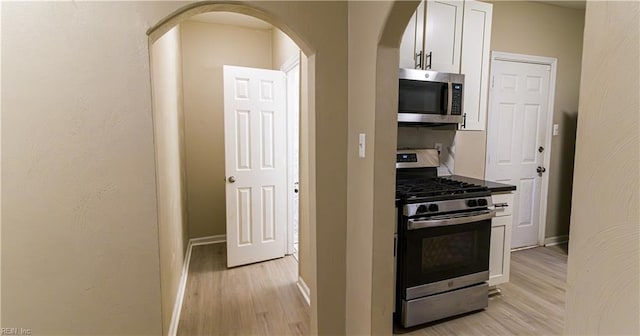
(177, 244, 309, 335)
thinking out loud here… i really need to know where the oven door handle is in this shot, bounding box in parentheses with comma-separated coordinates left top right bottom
(407, 211, 496, 230)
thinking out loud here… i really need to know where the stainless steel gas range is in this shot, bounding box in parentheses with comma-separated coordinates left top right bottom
(394, 149, 495, 328)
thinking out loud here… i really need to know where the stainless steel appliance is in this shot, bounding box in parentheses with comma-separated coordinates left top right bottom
(395, 149, 494, 328)
(398, 68, 464, 125)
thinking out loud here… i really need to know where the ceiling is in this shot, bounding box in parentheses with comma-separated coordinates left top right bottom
(534, 0, 586, 10)
(188, 12, 273, 30)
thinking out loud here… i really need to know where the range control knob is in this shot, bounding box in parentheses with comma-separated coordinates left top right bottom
(417, 205, 427, 213)
(428, 204, 439, 212)
(478, 198, 488, 206)
(467, 199, 478, 207)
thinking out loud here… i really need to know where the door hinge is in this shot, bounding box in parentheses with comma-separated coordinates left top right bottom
(491, 76, 495, 88)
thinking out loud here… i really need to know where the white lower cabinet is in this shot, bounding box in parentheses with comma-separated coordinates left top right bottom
(489, 192, 513, 286)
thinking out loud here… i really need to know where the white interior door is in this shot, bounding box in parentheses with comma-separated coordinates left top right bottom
(486, 59, 551, 249)
(223, 65, 286, 267)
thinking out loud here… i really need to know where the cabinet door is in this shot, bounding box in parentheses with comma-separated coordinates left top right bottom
(423, 0, 464, 73)
(399, 1, 426, 69)
(489, 215, 512, 286)
(460, 0, 493, 130)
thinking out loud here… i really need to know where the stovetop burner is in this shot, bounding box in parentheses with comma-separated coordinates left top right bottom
(396, 177, 490, 203)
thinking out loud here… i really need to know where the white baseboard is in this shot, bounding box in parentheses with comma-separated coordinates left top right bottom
(190, 234, 226, 246)
(544, 235, 569, 247)
(168, 234, 227, 336)
(296, 276, 311, 306)
(167, 241, 193, 336)
(511, 244, 539, 252)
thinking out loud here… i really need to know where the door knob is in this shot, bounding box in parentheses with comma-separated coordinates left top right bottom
(536, 166, 546, 174)
(538, 146, 544, 153)
(228, 176, 236, 183)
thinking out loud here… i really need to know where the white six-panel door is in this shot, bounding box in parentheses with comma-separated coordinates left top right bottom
(486, 59, 551, 249)
(223, 65, 286, 267)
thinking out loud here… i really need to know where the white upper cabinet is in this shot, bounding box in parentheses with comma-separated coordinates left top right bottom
(399, 1, 426, 69)
(424, 0, 464, 73)
(460, 0, 493, 130)
(398, 0, 493, 130)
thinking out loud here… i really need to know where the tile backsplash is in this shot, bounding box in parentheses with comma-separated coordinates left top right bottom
(397, 126, 456, 176)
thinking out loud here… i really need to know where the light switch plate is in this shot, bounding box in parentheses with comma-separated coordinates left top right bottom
(553, 124, 559, 136)
(359, 133, 366, 158)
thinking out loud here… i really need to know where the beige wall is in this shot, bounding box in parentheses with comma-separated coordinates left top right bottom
(0, 1, 191, 333)
(455, 1, 585, 239)
(272, 28, 299, 69)
(181, 21, 273, 238)
(347, 3, 382, 333)
(565, 1, 639, 334)
(347, 1, 417, 334)
(150, 25, 189, 335)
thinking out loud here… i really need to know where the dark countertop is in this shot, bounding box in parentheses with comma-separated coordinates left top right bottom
(441, 175, 516, 193)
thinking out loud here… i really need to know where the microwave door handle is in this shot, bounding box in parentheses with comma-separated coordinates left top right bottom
(440, 84, 448, 115)
(447, 82, 453, 116)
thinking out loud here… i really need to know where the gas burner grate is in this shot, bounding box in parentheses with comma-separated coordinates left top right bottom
(396, 177, 489, 201)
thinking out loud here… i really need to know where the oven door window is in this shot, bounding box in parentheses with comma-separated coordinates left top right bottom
(402, 220, 490, 290)
(398, 79, 446, 115)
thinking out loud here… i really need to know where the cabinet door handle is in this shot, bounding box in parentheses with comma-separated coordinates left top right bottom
(416, 51, 423, 69)
(425, 51, 432, 69)
(493, 203, 509, 208)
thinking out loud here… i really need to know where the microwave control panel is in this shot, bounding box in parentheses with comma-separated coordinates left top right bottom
(451, 84, 463, 116)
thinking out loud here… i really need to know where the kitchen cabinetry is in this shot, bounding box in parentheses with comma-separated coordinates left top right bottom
(399, 1, 425, 69)
(460, 0, 492, 130)
(424, 0, 464, 73)
(399, 0, 462, 71)
(399, 0, 492, 130)
(489, 192, 513, 286)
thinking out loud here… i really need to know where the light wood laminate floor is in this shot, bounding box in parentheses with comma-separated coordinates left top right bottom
(177, 243, 309, 336)
(178, 243, 568, 336)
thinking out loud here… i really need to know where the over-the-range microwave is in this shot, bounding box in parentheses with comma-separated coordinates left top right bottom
(398, 68, 464, 125)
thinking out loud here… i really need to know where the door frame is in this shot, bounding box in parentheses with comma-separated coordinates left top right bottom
(281, 53, 300, 256)
(486, 51, 557, 246)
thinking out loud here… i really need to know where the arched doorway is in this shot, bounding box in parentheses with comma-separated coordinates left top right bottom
(148, 2, 349, 335)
